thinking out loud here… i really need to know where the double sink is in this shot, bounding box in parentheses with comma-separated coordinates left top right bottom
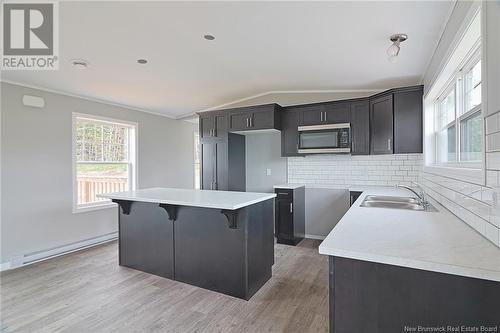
(360, 195, 437, 212)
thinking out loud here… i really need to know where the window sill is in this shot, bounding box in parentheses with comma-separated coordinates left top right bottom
(72, 202, 117, 214)
(423, 165, 484, 185)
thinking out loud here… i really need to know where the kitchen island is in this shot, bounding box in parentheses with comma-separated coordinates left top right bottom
(99, 187, 276, 300)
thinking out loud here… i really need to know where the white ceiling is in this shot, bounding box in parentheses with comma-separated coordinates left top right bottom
(2, 1, 455, 118)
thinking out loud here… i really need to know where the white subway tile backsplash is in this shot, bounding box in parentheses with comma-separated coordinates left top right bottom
(287, 153, 500, 248)
(287, 154, 422, 188)
(484, 222, 500, 247)
(485, 112, 500, 135)
(486, 152, 500, 170)
(486, 132, 500, 152)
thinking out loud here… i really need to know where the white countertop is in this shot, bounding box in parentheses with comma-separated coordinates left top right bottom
(319, 186, 500, 282)
(273, 184, 305, 190)
(98, 187, 276, 210)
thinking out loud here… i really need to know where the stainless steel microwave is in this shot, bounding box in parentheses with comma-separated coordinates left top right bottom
(297, 123, 351, 154)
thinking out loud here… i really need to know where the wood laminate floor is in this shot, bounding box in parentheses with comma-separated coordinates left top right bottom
(0, 239, 328, 333)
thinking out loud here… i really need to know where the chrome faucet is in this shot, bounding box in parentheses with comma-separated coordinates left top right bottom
(396, 182, 429, 209)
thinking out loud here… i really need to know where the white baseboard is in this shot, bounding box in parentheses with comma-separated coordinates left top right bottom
(0, 232, 118, 272)
(0, 262, 11, 271)
(305, 234, 326, 240)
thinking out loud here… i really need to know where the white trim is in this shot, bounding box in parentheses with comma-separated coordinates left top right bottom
(420, 1, 457, 85)
(423, 1, 482, 99)
(73, 202, 117, 213)
(0, 262, 11, 272)
(72, 112, 138, 213)
(0, 232, 118, 272)
(305, 234, 326, 241)
(179, 89, 382, 119)
(2, 80, 382, 121)
(0, 79, 176, 119)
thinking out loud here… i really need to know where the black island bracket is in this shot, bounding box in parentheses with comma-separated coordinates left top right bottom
(159, 204, 178, 221)
(221, 209, 238, 229)
(112, 199, 133, 215)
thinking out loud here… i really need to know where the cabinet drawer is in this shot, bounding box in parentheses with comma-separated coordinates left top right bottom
(275, 189, 293, 199)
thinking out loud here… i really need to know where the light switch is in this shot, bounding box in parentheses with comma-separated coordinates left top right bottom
(266, 168, 272, 176)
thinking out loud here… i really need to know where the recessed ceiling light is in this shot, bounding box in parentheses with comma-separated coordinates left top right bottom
(137, 59, 148, 64)
(71, 59, 89, 69)
(203, 34, 215, 41)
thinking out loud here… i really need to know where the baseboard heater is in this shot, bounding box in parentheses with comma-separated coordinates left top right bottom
(4, 232, 118, 271)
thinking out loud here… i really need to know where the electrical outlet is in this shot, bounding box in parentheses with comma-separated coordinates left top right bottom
(266, 168, 272, 176)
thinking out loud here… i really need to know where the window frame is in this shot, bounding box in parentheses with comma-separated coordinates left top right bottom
(432, 46, 483, 169)
(72, 112, 138, 213)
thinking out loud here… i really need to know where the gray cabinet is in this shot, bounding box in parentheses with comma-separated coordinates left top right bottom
(200, 134, 245, 191)
(299, 102, 350, 126)
(370, 94, 394, 154)
(323, 102, 350, 124)
(300, 104, 323, 126)
(227, 104, 281, 131)
(281, 109, 300, 157)
(394, 87, 423, 154)
(350, 100, 370, 155)
(201, 143, 216, 190)
(274, 186, 305, 246)
(199, 112, 226, 141)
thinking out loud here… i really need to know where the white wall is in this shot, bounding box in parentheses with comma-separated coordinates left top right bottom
(245, 132, 287, 193)
(0, 82, 197, 266)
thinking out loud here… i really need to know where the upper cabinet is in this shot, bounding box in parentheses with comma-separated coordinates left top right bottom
(370, 86, 424, 155)
(199, 112, 227, 142)
(393, 86, 423, 154)
(227, 104, 282, 131)
(299, 102, 350, 126)
(198, 85, 423, 158)
(370, 93, 394, 155)
(281, 109, 301, 157)
(350, 100, 370, 155)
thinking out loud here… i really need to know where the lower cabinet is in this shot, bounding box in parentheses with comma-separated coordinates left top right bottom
(329, 256, 500, 333)
(274, 186, 305, 245)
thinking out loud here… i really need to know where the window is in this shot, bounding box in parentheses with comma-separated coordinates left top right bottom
(194, 131, 201, 189)
(433, 48, 482, 167)
(73, 113, 137, 212)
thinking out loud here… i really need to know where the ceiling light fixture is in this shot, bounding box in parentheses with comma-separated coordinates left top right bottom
(137, 59, 148, 64)
(71, 59, 89, 69)
(203, 34, 215, 41)
(386, 33, 407, 61)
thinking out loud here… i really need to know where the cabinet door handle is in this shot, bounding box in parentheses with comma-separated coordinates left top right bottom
(246, 117, 249, 127)
(290, 203, 293, 213)
(387, 138, 391, 151)
(250, 116, 253, 127)
(324, 111, 327, 122)
(320, 112, 323, 122)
